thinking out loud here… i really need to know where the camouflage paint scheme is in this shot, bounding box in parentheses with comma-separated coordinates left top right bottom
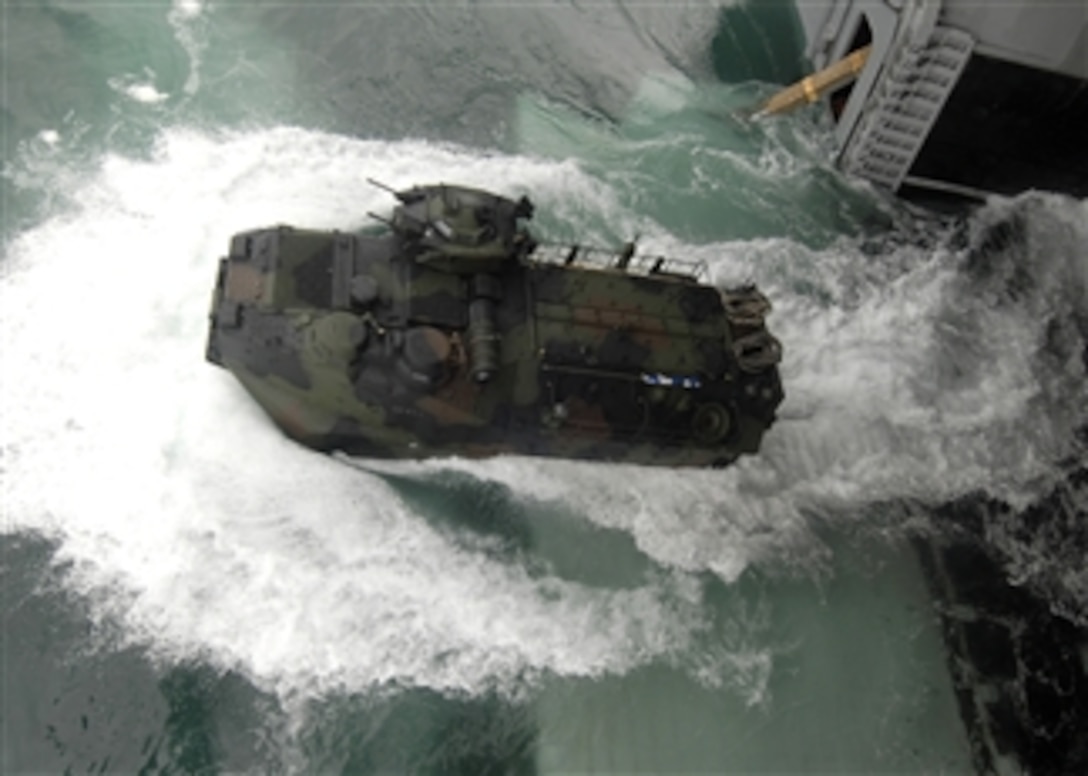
(206, 183, 784, 467)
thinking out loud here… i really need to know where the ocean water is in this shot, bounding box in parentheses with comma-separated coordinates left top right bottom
(2, 1, 1086, 773)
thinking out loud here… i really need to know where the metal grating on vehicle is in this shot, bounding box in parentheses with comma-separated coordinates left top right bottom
(531, 243, 708, 283)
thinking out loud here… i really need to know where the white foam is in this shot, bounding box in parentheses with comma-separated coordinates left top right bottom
(168, 0, 208, 96)
(1, 127, 732, 701)
(172, 0, 203, 19)
(109, 74, 170, 105)
(3, 124, 1084, 701)
(402, 196, 1087, 584)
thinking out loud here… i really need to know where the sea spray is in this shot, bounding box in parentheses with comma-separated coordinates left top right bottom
(1, 127, 757, 701)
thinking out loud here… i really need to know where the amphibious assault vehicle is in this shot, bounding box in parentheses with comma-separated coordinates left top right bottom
(205, 183, 784, 467)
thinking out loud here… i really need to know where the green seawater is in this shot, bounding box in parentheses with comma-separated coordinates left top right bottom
(3, 2, 1086, 774)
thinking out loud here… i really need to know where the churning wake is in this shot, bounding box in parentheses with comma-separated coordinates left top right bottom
(408, 185, 1088, 609)
(2, 123, 1086, 706)
(1, 127, 761, 702)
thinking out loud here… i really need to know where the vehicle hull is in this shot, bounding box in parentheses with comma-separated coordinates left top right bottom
(206, 184, 784, 467)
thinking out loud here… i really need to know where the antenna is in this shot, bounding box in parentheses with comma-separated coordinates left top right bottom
(367, 177, 419, 204)
(366, 177, 397, 195)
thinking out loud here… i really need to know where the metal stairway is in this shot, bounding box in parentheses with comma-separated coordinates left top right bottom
(842, 26, 974, 191)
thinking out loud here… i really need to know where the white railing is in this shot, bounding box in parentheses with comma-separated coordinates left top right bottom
(529, 243, 708, 283)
